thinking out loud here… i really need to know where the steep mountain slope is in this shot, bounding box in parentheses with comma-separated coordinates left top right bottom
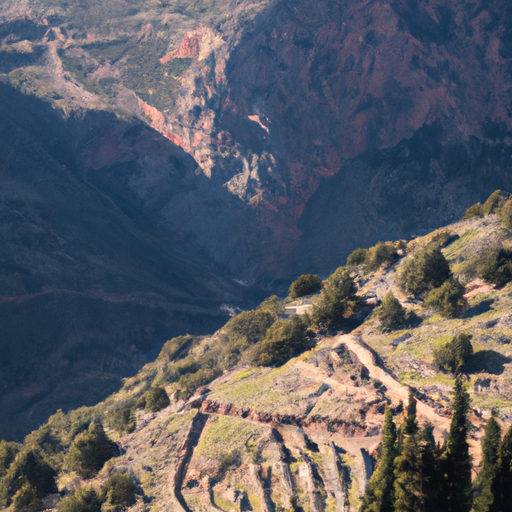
(1, 0, 512, 283)
(5, 207, 512, 511)
(0, 82, 249, 441)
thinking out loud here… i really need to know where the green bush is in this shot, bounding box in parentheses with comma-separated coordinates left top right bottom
(57, 486, 102, 512)
(12, 481, 41, 512)
(137, 387, 170, 413)
(425, 278, 466, 318)
(377, 292, 406, 330)
(365, 242, 398, 272)
(258, 295, 286, 316)
(176, 366, 223, 400)
(0, 449, 56, 508)
(482, 189, 505, 216)
(102, 473, 136, 511)
(477, 247, 512, 287)
(289, 274, 322, 299)
(433, 333, 473, 373)
(0, 441, 21, 479)
(347, 248, 369, 266)
(462, 203, 483, 220)
(223, 309, 276, 344)
(66, 423, 115, 478)
(399, 247, 451, 296)
(250, 316, 311, 367)
(311, 267, 361, 329)
(105, 405, 136, 435)
(500, 199, 512, 229)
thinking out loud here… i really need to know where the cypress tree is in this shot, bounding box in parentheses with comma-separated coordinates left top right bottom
(418, 425, 442, 512)
(393, 393, 422, 512)
(490, 425, 512, 512)
(360, 406, 397, 512)
(474, 417, 501, 512)
(441, 376, 472, 512)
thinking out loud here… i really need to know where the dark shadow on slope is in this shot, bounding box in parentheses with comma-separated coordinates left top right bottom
(467, 350, 512, 375)
(461, 299, 495, 319)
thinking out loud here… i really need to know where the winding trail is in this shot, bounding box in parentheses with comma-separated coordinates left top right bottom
(333, 334, 451, 439)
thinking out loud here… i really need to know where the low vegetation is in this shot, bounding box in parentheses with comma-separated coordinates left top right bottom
(311, 266, 361, 329)
(433, 333, 473, 374)
(477, 247, 512, 287)
(289, 273, 322, 299)
(425, 278, 466, 318)
(346, 241, 399, 272)
(65, 423, 116, 478)
(399, 246, 451, 296)
(377, 292, 406, 330)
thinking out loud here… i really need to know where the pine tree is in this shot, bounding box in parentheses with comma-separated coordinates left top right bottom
(474, 417, 501, 512)
(393, 393, 422, 512)
(490, 425, 512, 512)
(418, 425, 442, 512)
(441, 376, 472, 512)
(360, 406, 397, 512)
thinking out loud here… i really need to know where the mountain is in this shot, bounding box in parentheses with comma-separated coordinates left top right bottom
(0, 82, 250, 441)
(2, 0, 512, 437)
(3, 203, 512, 511)
(1, 0, 511, 282)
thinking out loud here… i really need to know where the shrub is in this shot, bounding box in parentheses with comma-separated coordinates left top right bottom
(462, 203, 483, 220)
(66, 423, 115, 478)
(482, 189, 505, 216)
(0, 441, 21, 479)
(57, 486, 102, 512)
(102, 473, 136, 511)
(425, 278, 466, 318)
(258, 295, 285, 316)
(364, 242, 398, 272)
(477, 247, 512, 287)
(500, 199, 512, 229)
(399, 247, 451, 296)
(250, 316, 311, 367)
(311, 267, 361, 329)
(1, 449, 57, 507)
(347, 248, 368, 266)
(223, 309, 276, 344)
(12, 481, 41, 512)
(176, 366, 223, 400)
(137, 387, 170, 413)
(289, 274, 322, 299)
(433, 333, 473, 373)
(377, 292, 406, 330)
(105, 405, 136, 435)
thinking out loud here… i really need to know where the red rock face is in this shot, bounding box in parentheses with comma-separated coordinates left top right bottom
(201, 0, 512, 276)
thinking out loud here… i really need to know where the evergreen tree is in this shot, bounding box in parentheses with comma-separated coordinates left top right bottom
(393, 393, 422, 512)
(377, 293, 406, 331)
(441, 376, 472, 512)
(490, 425, 512, 512)
(474, 417, 501, 512)
(66, 423, 115, 478)
(418, 425, 442, 512)
(360, 406, 397, 512)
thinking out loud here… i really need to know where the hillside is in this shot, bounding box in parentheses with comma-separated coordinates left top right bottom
(3, 194, 512, 511)
(0, 82, 250, 441)
(2, 0, 512, 439)
(1, 0, 512, 282)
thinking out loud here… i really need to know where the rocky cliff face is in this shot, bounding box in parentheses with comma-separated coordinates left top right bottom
(2, 0, 512, 282)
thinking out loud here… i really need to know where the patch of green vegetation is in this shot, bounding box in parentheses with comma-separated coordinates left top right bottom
(214, 496, 236, 512)
(166, 411, 197, 435)
(81, 38, 134, 64)
(57, 50, 102, 94)
(195, 416, 264, 462)
(444, 230, 479, 262)
(422, 314, 444, 325)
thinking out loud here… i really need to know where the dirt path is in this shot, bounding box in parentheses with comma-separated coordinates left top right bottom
(333, 334, 451, 439)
